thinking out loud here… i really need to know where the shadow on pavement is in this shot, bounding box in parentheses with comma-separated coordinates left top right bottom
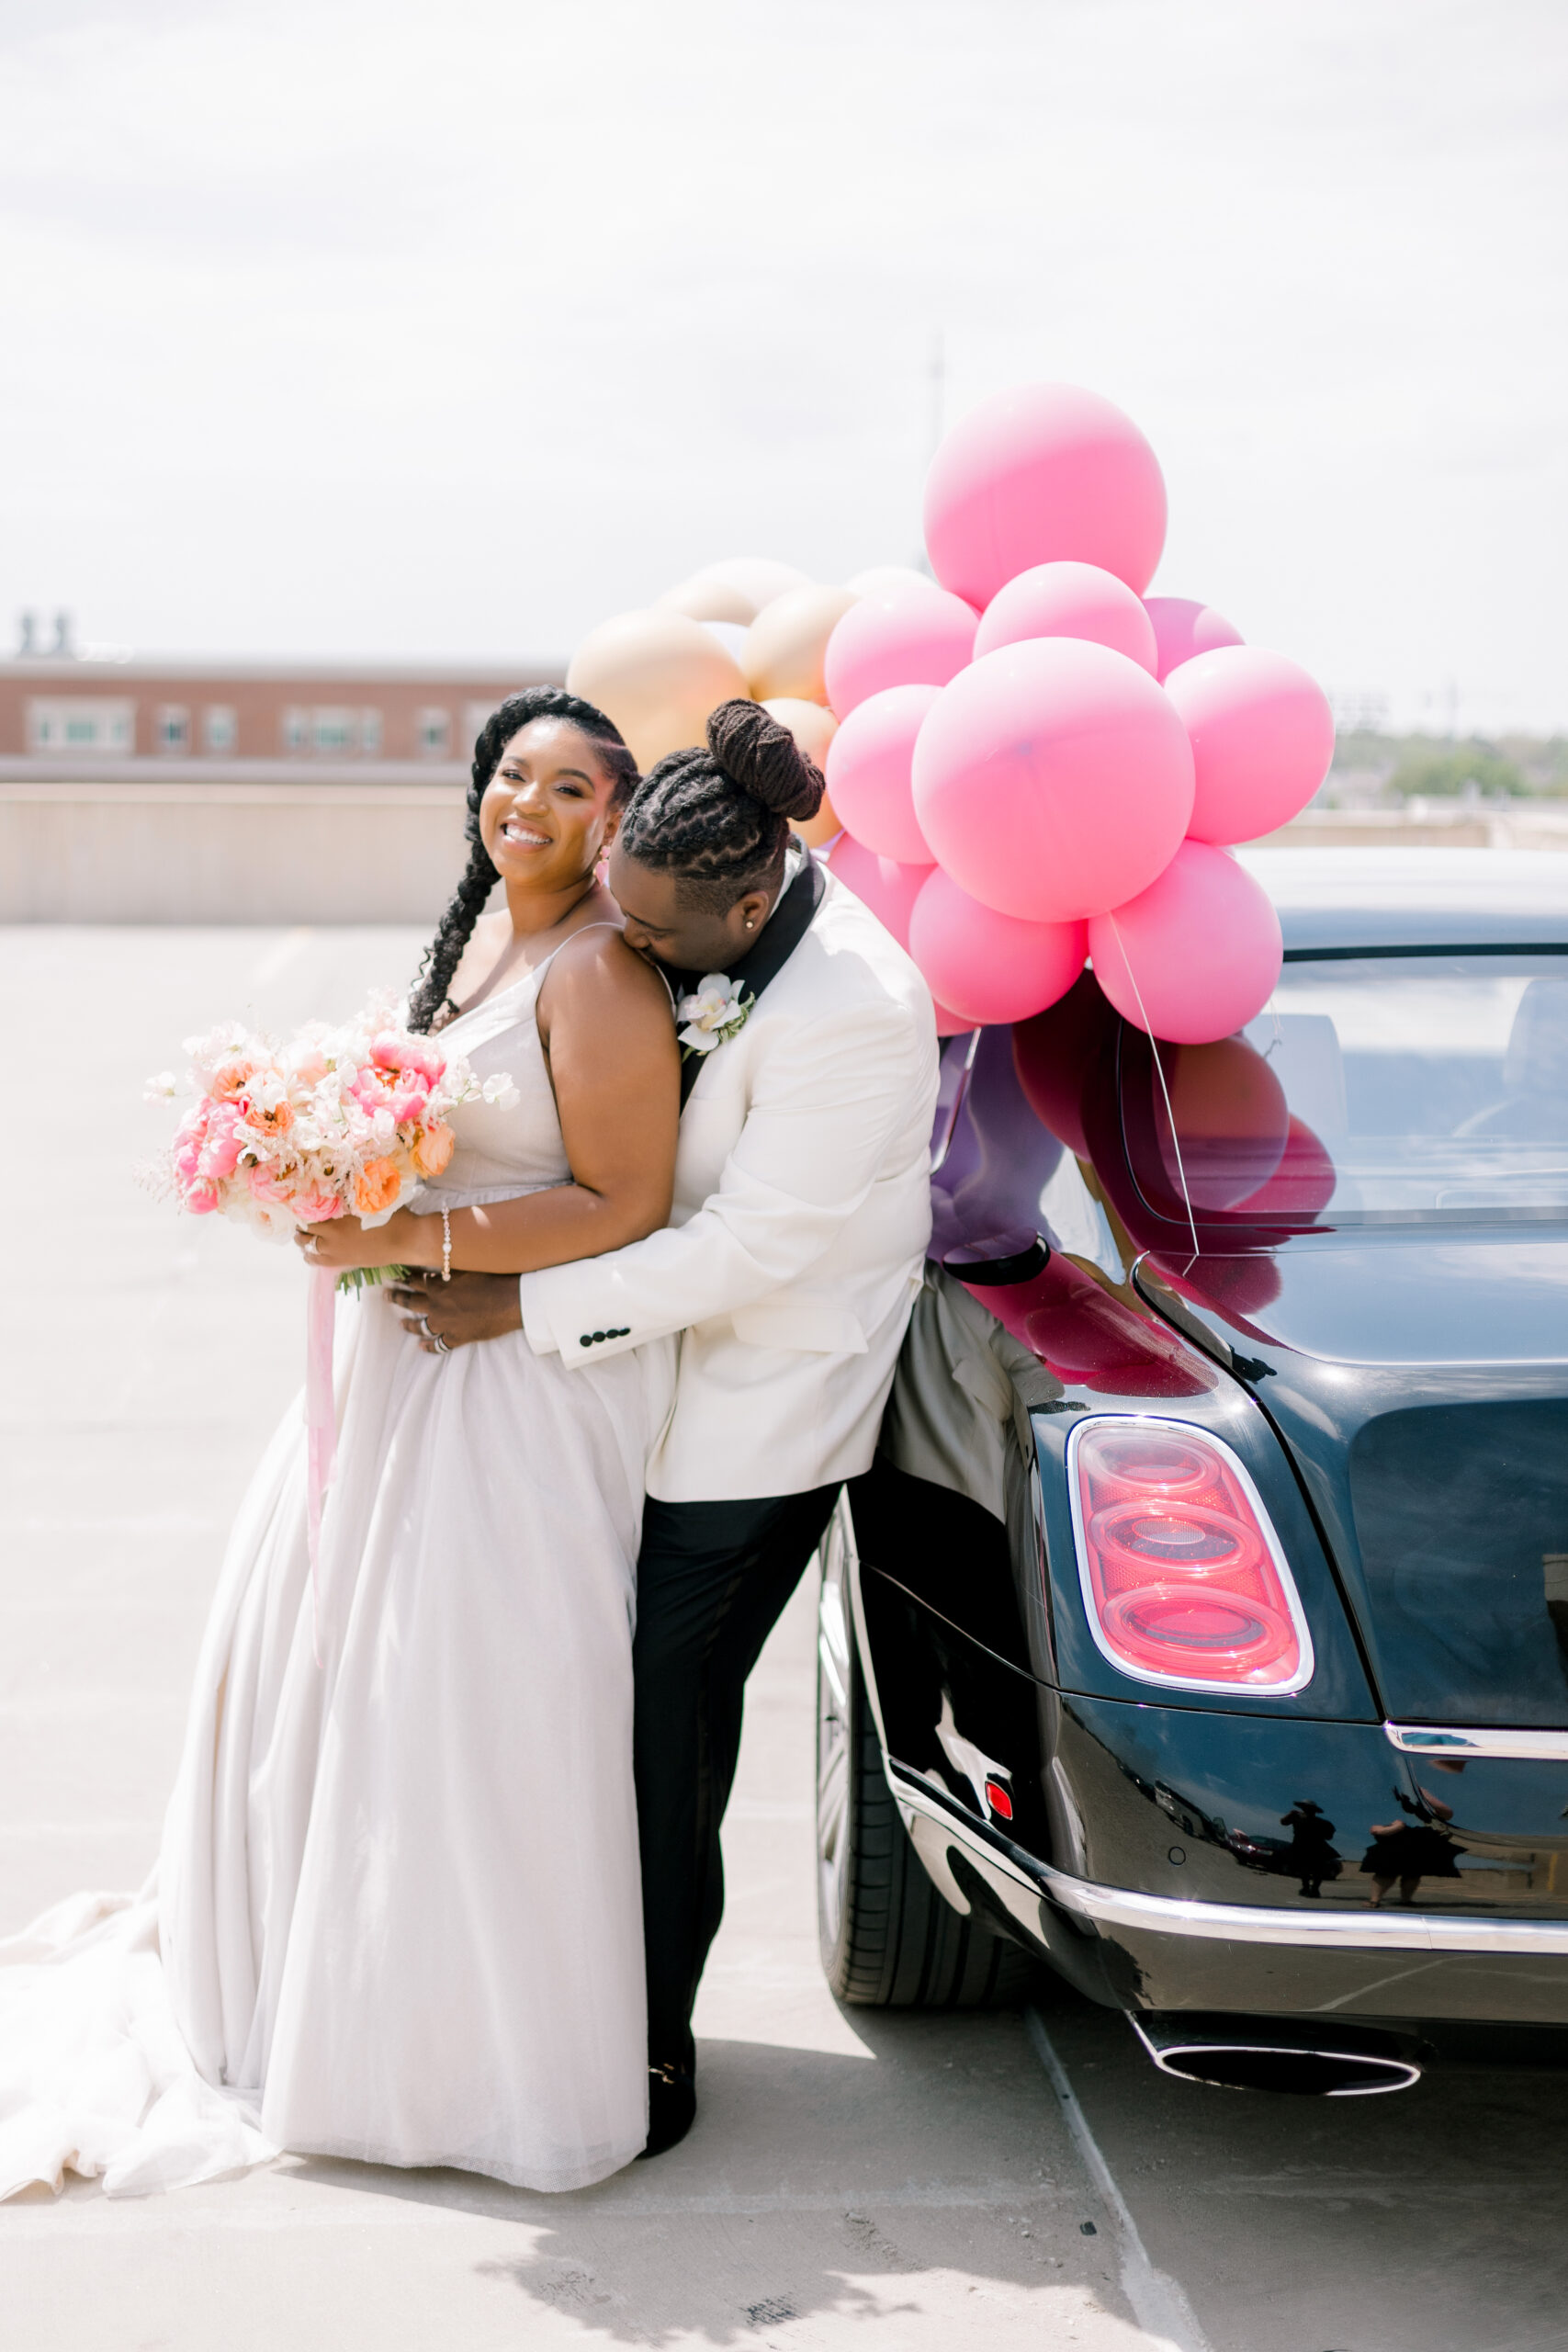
(282, 2017, 1131, 2345)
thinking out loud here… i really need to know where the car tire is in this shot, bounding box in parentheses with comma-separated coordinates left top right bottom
(816, 1498, 1041, 2010)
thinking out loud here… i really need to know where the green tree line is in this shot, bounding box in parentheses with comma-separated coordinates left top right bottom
(1331, 729, 1568, 798)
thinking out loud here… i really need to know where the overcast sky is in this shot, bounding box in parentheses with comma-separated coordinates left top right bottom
(2, 0, 1563, 731)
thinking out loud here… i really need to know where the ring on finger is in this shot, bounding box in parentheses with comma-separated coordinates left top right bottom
(433, 1334, 452, 1356)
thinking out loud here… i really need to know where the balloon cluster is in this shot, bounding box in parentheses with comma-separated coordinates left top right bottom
(567, 382, 1334, 1045)
(567, 557, 853, 848)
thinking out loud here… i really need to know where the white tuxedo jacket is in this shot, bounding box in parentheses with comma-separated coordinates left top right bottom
(520, 869, 940, 1502)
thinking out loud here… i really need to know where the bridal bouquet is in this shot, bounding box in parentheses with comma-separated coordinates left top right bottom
(146, 990, 514, 1246)
(146, 992, 518, 1657)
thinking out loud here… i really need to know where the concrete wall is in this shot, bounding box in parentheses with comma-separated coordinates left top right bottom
(7, 776, 1568, 924)
(1, 780, 470, 923)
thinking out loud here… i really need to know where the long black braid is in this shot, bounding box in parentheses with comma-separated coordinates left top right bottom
(617, 699, 825, 914)
(408, 686, 638, 1033)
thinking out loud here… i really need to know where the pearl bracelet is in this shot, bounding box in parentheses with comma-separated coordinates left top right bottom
(441, 1207, 452, 1283)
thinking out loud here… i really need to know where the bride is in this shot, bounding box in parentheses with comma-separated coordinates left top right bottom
(0, 687, 681, 2199)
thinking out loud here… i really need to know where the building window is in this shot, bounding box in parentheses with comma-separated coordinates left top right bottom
(283, 704, 385, 757)
(27, 697, 135, 755)
(204, 705, 238, 754)
(417, 707, 451, 758)
(155, 706, 190, 752)
(310, 707, 357, 754)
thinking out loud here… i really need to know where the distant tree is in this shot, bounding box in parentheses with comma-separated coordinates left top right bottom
(1387, 742, 1527, 798)
(1329, 727, 1395, 771)
(1499, 733, 1568, 794)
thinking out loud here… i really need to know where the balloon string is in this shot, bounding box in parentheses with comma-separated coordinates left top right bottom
(1105, 910, 1201, 1269)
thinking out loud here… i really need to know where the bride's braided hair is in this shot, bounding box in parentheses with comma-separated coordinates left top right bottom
(617, 700, 825, 914)
(408, 687, 638, 1033)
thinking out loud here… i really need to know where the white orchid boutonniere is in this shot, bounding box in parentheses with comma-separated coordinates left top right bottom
(676, 972, 755, 1060)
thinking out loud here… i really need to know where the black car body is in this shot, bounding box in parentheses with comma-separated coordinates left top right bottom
(817, 851, 1568, 2087)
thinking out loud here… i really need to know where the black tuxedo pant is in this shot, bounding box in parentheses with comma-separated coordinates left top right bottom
(633, 1483, 841, 2075)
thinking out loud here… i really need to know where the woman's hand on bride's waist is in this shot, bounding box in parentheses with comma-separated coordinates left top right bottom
(295, 1208, 439, 1272)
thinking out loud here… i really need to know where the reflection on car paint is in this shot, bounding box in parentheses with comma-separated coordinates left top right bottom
(931, 1690, 1013, 1824)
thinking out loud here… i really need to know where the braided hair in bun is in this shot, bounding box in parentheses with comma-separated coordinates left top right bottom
(616, 699, 825, 914)
(408, 686, 638, 1033)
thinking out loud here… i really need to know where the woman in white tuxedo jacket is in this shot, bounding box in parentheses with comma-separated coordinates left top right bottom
(401, 701, 939, 2155)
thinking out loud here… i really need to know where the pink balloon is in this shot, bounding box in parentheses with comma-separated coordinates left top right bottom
(923, 382, 1168, 608)
(908, 868, 1086, 1027)
(1088, 842, 1283, 1045)
(1143, 595, 1244, 682)
(826, 832, 932, 953)
(975, 561, 1158, 674)
(1165, 646, 1336, 844)
(933, 999, 975, 1037)
(823, 684, 937, 865)
(910, 638, 1194, 923)
(823, 589, 976, 718)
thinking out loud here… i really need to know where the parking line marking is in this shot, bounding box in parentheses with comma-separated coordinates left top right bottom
(1026, 2007, 1213, 2352)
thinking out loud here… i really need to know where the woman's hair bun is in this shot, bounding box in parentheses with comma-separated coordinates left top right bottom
(706, 698, 824, 823)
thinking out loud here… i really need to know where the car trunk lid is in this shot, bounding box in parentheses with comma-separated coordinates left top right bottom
(1136, 1235, 1568, 1727)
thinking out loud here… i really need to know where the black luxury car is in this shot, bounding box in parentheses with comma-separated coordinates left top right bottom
(816, 850, 1568, 2095)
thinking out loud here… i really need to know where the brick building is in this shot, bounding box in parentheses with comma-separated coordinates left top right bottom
(0, 654, 565, 777)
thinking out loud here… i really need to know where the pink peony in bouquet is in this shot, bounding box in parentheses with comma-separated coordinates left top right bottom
(147, 990, 515, 1243)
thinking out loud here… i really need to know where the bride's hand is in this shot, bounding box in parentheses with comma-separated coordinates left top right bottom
(295, 1211, 421, 1272)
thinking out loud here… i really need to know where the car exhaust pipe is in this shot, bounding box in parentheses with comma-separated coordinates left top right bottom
(1127, 2010, 1423, 2097)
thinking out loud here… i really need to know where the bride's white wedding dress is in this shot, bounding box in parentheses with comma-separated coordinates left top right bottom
(0, 944, 673, 2199)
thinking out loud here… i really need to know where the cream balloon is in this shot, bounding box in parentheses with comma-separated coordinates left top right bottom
(656, 577, 757, 625)
(682, 556, 813, 620)
(566, 610, 749, 773)
(743, 585, 858, 704)
(761, 697, 840, 844)
(791, 799, 842, 850)
(844, 564, 944, 605)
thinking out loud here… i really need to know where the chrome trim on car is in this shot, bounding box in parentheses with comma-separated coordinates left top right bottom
(1126, 2010, 1423, 2098)
(887, 1760, 1568, 1956)
(1065, 1414, 1316, 1699)
(1385, 1720, 1568, 1762)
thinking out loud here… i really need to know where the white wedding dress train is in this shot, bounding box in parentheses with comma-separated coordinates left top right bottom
(0, 946, 673, 2199)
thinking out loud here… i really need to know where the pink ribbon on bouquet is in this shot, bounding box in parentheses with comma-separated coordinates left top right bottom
(304, 1264, 339, 1668)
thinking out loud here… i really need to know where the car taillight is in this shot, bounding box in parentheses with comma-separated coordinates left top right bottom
(1066, 1417, 1314, 1695)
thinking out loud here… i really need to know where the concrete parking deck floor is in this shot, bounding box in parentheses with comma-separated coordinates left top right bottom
(5, 925, 1567, 2351)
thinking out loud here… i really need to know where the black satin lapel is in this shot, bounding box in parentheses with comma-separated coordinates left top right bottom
(672, 856, 826, 1108)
